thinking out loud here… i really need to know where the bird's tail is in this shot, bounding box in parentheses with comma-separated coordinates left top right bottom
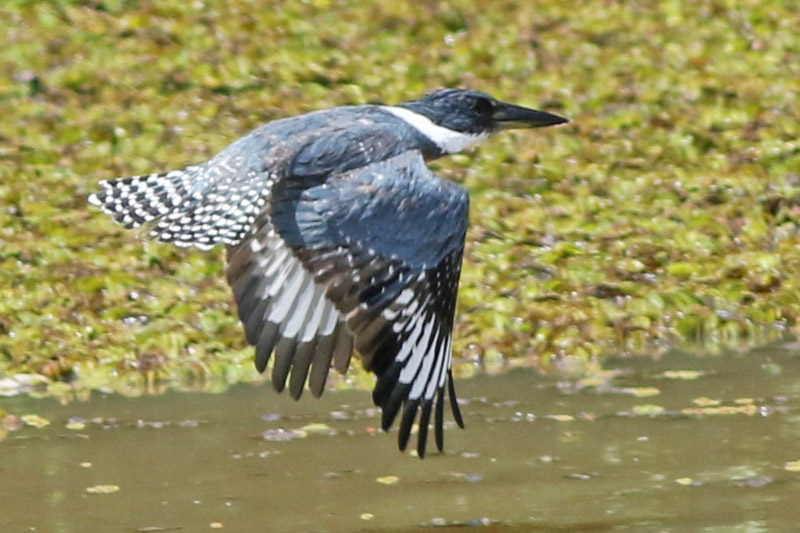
(88, 165, 263, 250)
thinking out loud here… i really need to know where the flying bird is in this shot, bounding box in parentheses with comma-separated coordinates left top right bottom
(88, 89, 568, 457)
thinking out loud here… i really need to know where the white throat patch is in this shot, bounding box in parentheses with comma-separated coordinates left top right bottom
(382, 106, 490, 154)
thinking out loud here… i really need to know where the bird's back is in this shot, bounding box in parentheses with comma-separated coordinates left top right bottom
(89, 104, 431, 250)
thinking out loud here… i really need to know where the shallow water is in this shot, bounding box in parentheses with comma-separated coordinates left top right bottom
(2, 345, 800, 532)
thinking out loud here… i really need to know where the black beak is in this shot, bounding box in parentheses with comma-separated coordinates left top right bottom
(492, 101, 568, 129)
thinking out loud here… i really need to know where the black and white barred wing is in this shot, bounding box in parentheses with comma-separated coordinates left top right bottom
(273, 151, 469, 457)
(225, 219, 354, 401)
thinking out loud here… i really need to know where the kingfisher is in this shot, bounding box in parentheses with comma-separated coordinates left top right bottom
(89, 89, 567, 457)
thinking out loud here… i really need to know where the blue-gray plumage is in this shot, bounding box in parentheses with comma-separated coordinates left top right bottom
(280, 152, 467, 269)
(88, 88, 567, 457)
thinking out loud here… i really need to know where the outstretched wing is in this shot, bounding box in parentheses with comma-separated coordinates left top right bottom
(226, 220, 354, 401)
(272, 150, 469, 457)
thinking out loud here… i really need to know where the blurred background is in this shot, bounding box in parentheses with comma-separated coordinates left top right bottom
(1, 1, 800, 531)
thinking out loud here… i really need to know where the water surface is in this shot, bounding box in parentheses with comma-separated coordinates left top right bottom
(2, 345, 800, 531)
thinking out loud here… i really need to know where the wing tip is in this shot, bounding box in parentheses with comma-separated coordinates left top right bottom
(448, 369, 464, 429)
(397, 398, 420, 452)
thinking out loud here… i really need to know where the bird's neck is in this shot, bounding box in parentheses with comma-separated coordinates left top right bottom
(382, 106, 490, 156)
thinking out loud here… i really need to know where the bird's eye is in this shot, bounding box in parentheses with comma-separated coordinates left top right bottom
(473, 97, 494, 115)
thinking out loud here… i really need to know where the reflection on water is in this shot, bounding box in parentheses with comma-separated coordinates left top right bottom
(2, 344, 800, 532)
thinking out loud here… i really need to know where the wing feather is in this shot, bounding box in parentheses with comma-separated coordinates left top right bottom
(270, 151, 469, 454)
(226, 223, 350, 392)
(225, 150, 468, 455)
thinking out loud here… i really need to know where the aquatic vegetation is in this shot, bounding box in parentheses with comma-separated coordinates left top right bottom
(1, 0, 798, 394)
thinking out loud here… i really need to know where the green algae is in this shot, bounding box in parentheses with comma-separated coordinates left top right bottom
(1, 0, 799, 395)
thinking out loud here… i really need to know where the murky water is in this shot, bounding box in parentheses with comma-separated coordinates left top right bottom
(2, 344, 800, 532)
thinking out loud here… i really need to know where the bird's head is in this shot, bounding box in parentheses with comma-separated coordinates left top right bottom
(388, 88, 568, 155)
